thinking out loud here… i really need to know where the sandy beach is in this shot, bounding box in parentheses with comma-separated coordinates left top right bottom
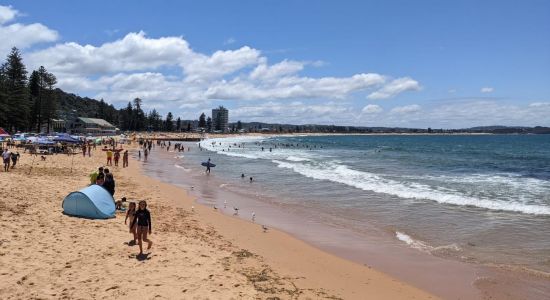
(0, 144, 435, 299)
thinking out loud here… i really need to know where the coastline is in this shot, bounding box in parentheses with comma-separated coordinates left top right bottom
(0, 145, 435, 299)
(148, 134, 550, 299)
(129, 148, 437, 299)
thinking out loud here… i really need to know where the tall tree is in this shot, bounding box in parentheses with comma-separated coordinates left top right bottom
(121, 101, 133, 130)
(147, 109, 162, 131)
(28, 70, 40, 130)
(206, 116, 212, 132)
(4, 47, 28, 131)
(40, 66, 57, 133)
(98, 98, 106, 119)
(132, 97, 145, 131)
(198, 112, 206, 128)
(176, 117, 181, 131)
(0, 64, 9, 128)
(165, 112, 174, 131)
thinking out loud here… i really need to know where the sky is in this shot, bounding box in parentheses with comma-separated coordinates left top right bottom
(1, 0, 549, 128)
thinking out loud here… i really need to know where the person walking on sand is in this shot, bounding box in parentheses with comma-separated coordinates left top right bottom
(123, 150, 129, 168)
(125, 202, 137, 245)
(82, 144, 87, 157)
(144, 148, 148, 161)
(131, 200, 153, 255)
(114, 150, 120, 167)
(10, 151, 19, 169)
(138, 150, 141, 160)
(103, 173, 116, 196)
(106, 149, 113, 166)
(3, 148, 11, 172)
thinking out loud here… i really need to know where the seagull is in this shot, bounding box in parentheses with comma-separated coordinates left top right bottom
(191, 206, 195, 212)
(233, 207, 239, 215)
(252, 212, 256, 222)
(213, 205, 218, 210)
(262, 225, 268, 233)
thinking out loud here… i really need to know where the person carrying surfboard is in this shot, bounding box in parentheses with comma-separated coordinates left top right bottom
(206, 158, 211, 173)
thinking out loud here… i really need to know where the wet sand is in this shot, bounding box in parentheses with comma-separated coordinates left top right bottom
(0, 145, 435, 299)
(145, 140, 550, 300)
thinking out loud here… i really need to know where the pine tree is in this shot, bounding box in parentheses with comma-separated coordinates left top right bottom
(120, 102, 132, 130)
(132, 98, 145, 131)
(165, 112, 173, 131)
(0, 64, 8, 128)
(176, 117, 181, 131)
(40, 66, 57, 133)
(5, 47, 29, 131)
(206, 117, 212, 132)
(198, 113, 206, 128)
(28, 70, 40, 131)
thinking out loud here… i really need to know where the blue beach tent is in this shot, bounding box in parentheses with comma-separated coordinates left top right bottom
(62, 185, 115, 219)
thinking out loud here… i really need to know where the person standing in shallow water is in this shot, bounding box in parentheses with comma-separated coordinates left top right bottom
(131, 200, 153, 255)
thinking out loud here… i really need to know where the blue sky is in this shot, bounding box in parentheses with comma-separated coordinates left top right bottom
(1, 1, 549, 128)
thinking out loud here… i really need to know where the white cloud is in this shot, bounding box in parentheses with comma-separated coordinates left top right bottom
(448, 89, 456, 94)
(0, 5, 58, 57)
(183, 46, 262, 82)
(0, 5, 17, 24)
(23, 28, 418, 104)
(528, 102, 550, 107)
(27, 31, 192, 75)
(231, 101, 355, 124)
(481, 87, 494, 93)
(362, 104, 383, 114)
(205, 73, 385, 100)
(368, 77, 421, 99)
(249, 59, 304, 81)
(1, 4, 424, 124)
(390, 104, 421, 114)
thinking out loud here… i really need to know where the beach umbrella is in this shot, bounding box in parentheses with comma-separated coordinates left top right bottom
(53, 134, 81, 144)
(0, 127, 10, 138)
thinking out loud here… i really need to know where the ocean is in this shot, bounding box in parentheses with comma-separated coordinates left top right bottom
(141, 134, 550, 289)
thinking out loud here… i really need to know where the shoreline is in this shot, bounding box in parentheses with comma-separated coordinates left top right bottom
(0, 145, 435, 299)
(131, 148, 438, 299)
(143, 135, 550, 299)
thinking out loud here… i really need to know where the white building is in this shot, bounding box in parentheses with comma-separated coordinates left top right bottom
(212, 106, 229, 133)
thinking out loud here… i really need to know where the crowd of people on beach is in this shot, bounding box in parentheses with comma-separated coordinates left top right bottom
(103, 146, 129, 167)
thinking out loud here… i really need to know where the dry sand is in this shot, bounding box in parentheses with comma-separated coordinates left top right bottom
(0, 145, 435, 299)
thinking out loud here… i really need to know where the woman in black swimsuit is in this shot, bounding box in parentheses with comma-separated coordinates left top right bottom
(131, 200, 153, 255)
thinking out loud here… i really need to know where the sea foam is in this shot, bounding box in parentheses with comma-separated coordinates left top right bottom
(271, 160, 550, 215)
(201, 137, 550, 216)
